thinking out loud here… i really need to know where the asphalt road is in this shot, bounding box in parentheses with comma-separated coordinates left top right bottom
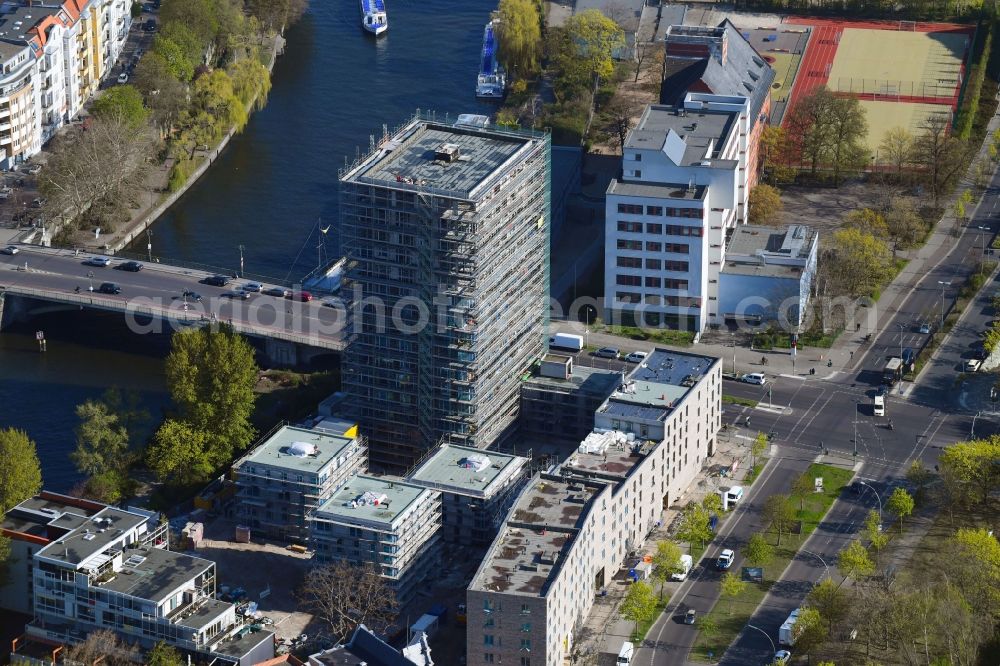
(0, 246, 347, 346)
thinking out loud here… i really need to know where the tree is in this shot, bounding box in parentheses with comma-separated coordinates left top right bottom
(885, 200, 925, 254)
(843, 208, 888, 239)
(497, 0, 542, 79)
(247, 0, 308, 33)
(602, 96, 636, 154)
(742, 533, 774, 572)
(146, 419, 217, 486)
(0, 428, 42, 513)
(152, 34, 196, 81)
(912, 112, 969, 207)
(953, 528, 1000, 618)
(131, 1, 142, 18)
(675, 504, 713, 550)
(938, 438, 1000, 507)
(298, 561, 397, 642)
(147, 642, 184, 666)
(650, 540, 684, 599)
(554, 9, 624, 86)
(72, 398, 129, 477)
(759, 125, 796, 184)
(227, 57, 272, 111)
(785, 86, 836, 175)
(791, 606, 828, 657)
(63, 629, 139, 665)
(133, 52, 187, 134)
(879, 126, 914, 175)
(0, 533, 12, 588)
(837, 539, 874, 586)
(806, 578, 849, 634)
(826, 227, 893, 298)
(750, 431, 767, 469)
(620, 580, 657, 634)
(160, 0, 219, 49)
(864, 509, 887, 564)
(887, 487, 914, 532)
(720, 571, 747, 615)
(696, 614, 719, 641)
(826, 94, 869, 186)
(761, 494, 796, 545)
(789, 473, 814, 512)
(91, 85, 149, 128)
(905, 460, 932, 502)
(701, 492, 723, 516)
(748, 184, 783, 225)
(162, 325, 258, 468)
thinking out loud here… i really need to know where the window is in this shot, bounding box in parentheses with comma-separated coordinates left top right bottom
(521, 658, 531, 666)
(484, 635, 495, 646)
(665, 243, 689, 254)
(646, 222, 662, 234)
(617, 221, 643, 233)
(664, 259, 689, 270)
(632, 170, 642, 178)
(617, 256, 642, 269)
(646, 206, 662, 216)
(616, 275, 641, 287)
(520, 638, 532, 650)
(645, 258, 661, 270)
(520, 604, 531, 615)
(632, 152, 642, 161)
(522, 622, 531, 632)
(484, 617, 495, 628)
(664, 279, 689, 290)
(616, 291, 641, 304)
(645, 276, 661, 288)
(646, 241, 662, 252)
(617, 239, 642, 251)
(617, 203, 643, 215)
(664, 225, 703, 236)
(484, 654, 495, 663)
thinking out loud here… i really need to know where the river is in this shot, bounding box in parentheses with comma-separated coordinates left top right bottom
(1, 0, 501, 491)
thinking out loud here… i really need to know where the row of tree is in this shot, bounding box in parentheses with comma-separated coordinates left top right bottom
(43, 0, 291, 236)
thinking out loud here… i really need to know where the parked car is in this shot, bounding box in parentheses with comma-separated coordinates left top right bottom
(773, 650, 792, 665)
(143, 18, 157, 31)
(594, 347, 620, 359)
(203, 274, 231, 287)
(716, 549, 735, 570)
(98, 282, 121, 294)
(117, 72, 129, 84)
(242, 282, 263, 293)
(2, 245, 18, 255)
(26, 164, 42, 175)
(263, 286, 288, 298)
(117, 261, 143, 272)
(740, 372, 767, 386)
(182, 290, 202, 301)
(918, 322, 931, 334)
(625, 351, 647, 364)
(289, 290, 313, 302)
(84, 255, 112, 267)
(228, 289, 250, 300)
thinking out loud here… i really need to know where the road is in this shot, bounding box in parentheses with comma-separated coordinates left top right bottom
(0, 246, 347, 349)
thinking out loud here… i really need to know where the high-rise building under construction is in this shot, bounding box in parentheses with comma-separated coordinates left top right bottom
(339, 113, 551, 470)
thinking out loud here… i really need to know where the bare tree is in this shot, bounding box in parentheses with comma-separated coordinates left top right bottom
(298, 561, 398, 642)
(912, 113, 970, 208)
(63, 629, 139, 665)
(603, 96, 637, 154)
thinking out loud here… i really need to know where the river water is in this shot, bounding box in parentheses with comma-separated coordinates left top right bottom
(1, 0, 500, 491)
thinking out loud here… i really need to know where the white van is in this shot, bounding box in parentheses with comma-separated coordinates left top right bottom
(720, 485, 744, 511)
(617, 641, 634, 665)
(550, 333, 584, 352)
(671, 554, 693, 581)
(873, 395, 885, 417)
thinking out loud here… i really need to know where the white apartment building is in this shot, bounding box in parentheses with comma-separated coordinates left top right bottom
(0, 0, 131, 168)
(0, 493, 273, 665)
(311, 475, 442, 606)
(605, 93, 751, 333)
(468, 349, 722, 666)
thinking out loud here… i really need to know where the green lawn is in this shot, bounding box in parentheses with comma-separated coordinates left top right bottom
(689, 463, 855, 661)
(742, 460, 766, 486)
(722, 394, 759, 408)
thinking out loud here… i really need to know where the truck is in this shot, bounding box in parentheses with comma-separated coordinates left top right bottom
(882, 357, 903, 385)
(778, 608, 801, 646)
(873, 394, 885, 417)
(671, 554, 693, 581)
(550, 333, 584, 352)
(599, 638, 634, 666)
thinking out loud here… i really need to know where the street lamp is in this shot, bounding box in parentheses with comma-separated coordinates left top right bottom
(146, 228, 153, 262)
(972, 410, 983, 439)
(937, 281, 951, 330)
(746, 623, 776, 654)
(895, 322, 905, 360)
(731, 331, 737, 375)
(857, 480, 882, 520)
(801, 548, 831, 581)
(87, 271, 94, 291)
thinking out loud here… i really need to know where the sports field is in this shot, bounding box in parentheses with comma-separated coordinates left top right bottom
(766, 52, 800, 104)
(860, 100, 950, 154)
(828, 29, 968, 102)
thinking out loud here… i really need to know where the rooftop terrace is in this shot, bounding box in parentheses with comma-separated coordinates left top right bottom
(315, 475, 431, 528)
(341, 115, 544, 199)
(472, 476, 603, 596)
(406, 444, 527, 498)
(237, 425, 359, 476)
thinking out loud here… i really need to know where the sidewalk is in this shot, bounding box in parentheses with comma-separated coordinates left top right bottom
(573, 427, 754, 661)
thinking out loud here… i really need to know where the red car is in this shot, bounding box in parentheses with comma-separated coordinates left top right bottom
(290, 291, 313, 302)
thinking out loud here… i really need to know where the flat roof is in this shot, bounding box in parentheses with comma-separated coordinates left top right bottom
(726, 224, 815, 258)
(238, 425, 358, 475)
(173, 597, 232, 631)
(630, 348, 716, 385)
(523, 363, 622, 397)
(626, 105, 737, 167)
(315, 476, 431, 528)
(212, 627, 275, 660)
(342, 117, 536, 199)
(721, 261, 804, 278)
(565, 431, 651, 478)
(406, 444, 527, 498)
(597, 349, 717, 422)
(472, 476, 602, 596)
(608, 179, 707, 201)
(36, 507, 147, 568)
(98, 547, 213, 603)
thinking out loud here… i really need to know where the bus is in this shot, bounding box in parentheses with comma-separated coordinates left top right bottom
(882, 357, 903, 385)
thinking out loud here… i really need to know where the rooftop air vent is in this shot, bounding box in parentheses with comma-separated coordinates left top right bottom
(435, 143, 461, 163)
